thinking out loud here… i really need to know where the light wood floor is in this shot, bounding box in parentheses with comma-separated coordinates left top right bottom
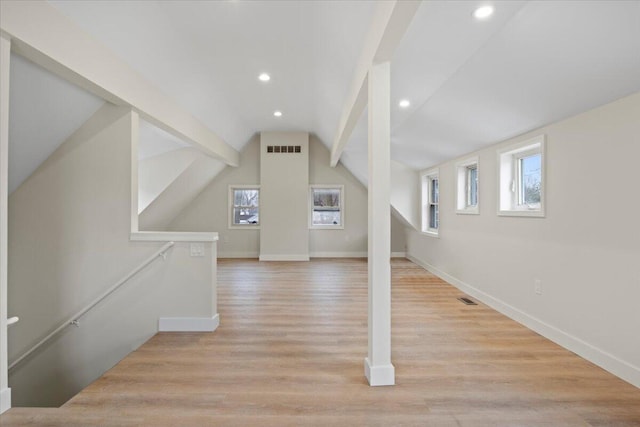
(2, 258, 639, 426)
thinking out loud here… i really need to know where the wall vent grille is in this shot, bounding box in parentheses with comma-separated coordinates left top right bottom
(457, 297, 477, 305)
(267, 145, 301, 154)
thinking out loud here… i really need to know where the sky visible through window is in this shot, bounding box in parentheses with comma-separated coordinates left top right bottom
(521, 154, 541, 204)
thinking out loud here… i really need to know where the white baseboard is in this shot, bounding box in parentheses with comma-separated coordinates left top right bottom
(364, 358, 395, 386)
(259, 254, 310, 261)
(308, 252, 406, 258)
(220, 252, 405, 259)
(218, 251, 259, 259)
(406, 254, 640, 389)
(158, 314, 220, 332)
(0, 387, 11, 414)
(310, 251, 367, 258)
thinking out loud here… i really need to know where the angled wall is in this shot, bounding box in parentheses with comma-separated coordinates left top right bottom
(167, 136, 261, 257)
(168, 136, 406, 257)
(7, 104, 214, 406)
(138, 151, 225, 231)
(407, 93, 640, 387)
(137, 148, 200, 213)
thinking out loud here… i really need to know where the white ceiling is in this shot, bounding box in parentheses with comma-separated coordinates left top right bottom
(48, 0, 377, 152)
(345, 0, 640, 171)
(8, 54, 105, 194)
(9, 0, 640, 189)
(138, 119, 190, 160)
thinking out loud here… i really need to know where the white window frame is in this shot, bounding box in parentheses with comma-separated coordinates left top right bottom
(309, 185, 344, 229)
(228, 185, 260, 229)
(421, 168, 439, 236)
(455, 156, 479, 215)
(497, 135, 545, 217)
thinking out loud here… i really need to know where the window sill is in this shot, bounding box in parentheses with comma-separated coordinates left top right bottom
(228, 225, 260, 230)
(310, 225, 344, 230)
(497, 209, 545, 218)
(455, 208, 479, 215)
(421, 230, 439, 238)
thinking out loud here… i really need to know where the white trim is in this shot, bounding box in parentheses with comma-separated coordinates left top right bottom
(310, 251, 367, 258)
(406, 254, 640, 389)
(455, 156, 479, 215)
(131, 231, 218, 242)
(420, 168, 439, 235)
(420, 230, 439, 238)
(309, 185, 345, 230)
(0, 387, 10, 414)
(217, 251, 259, 259)
(259, 254, 310, 261)
(391, 252, 406, 258)
(364, 357, 395, 386)
(158, 314, 219, 332)
(497, 135, 546, 218)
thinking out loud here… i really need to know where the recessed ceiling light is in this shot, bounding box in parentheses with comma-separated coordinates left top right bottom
(258, 73, 271, 82)
(399, 99, 410, 108)
(473, 5, 494, 20)
(273, 110, 282, 117)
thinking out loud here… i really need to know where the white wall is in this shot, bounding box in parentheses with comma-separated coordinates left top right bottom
(260, 132, 310, 260)
(407, 92, 640, 387)
(138, 151, 225, 231)
(168, 137, 260, 257)
(390, 160, 419, 230)
(309, 136, 368, 256)
(138, 148, 199, 213)
(168, 136, 406, 257)
(7, 104, 215, 406)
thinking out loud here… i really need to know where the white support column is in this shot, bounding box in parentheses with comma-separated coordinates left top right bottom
(365, 61, 394, 386)
(0, 34, 12, 413)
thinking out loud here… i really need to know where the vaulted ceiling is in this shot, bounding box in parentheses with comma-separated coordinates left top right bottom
(8, 0, 640, 191)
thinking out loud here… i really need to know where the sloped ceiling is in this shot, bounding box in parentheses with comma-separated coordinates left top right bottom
(8, 54, 105, 193)
(343, 0, 640, 176)
(11, 0, 640, 189)
(48, 0, 377, 151)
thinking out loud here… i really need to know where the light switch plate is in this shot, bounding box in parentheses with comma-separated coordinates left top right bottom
(190, 243, 205, 257)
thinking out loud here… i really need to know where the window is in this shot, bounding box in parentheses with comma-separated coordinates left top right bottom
(498, 135, 545, 217)
(421, 169, 439, 235)
(309, 185, 344, 229)
(456, 157, 479, 214)
(229, 186, 260, 228)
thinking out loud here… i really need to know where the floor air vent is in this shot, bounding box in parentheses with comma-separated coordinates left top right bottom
(458, 297, 477, 305)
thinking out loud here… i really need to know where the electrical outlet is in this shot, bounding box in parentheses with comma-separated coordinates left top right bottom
(534, 279, 542, 295)
(190, 243, 205, 257)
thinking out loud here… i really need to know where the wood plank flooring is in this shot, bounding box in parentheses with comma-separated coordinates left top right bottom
(2, 258, 639, 426)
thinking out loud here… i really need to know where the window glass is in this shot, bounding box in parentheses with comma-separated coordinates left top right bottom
(232, 188, 259, 225)
(310, 187, 343, 227)
(467, 166, 478, 207)
(429, 178, 439, 230)
(519, 154, 541, 206)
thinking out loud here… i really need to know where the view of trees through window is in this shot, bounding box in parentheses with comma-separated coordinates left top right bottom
(312, 188, 341, 226)
(519, 154, 541, 205)
(233, 189, 259, 225)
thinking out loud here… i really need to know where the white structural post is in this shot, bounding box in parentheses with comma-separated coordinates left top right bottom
(365, 61, 394, 386)
(0, 34, 12, 413)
